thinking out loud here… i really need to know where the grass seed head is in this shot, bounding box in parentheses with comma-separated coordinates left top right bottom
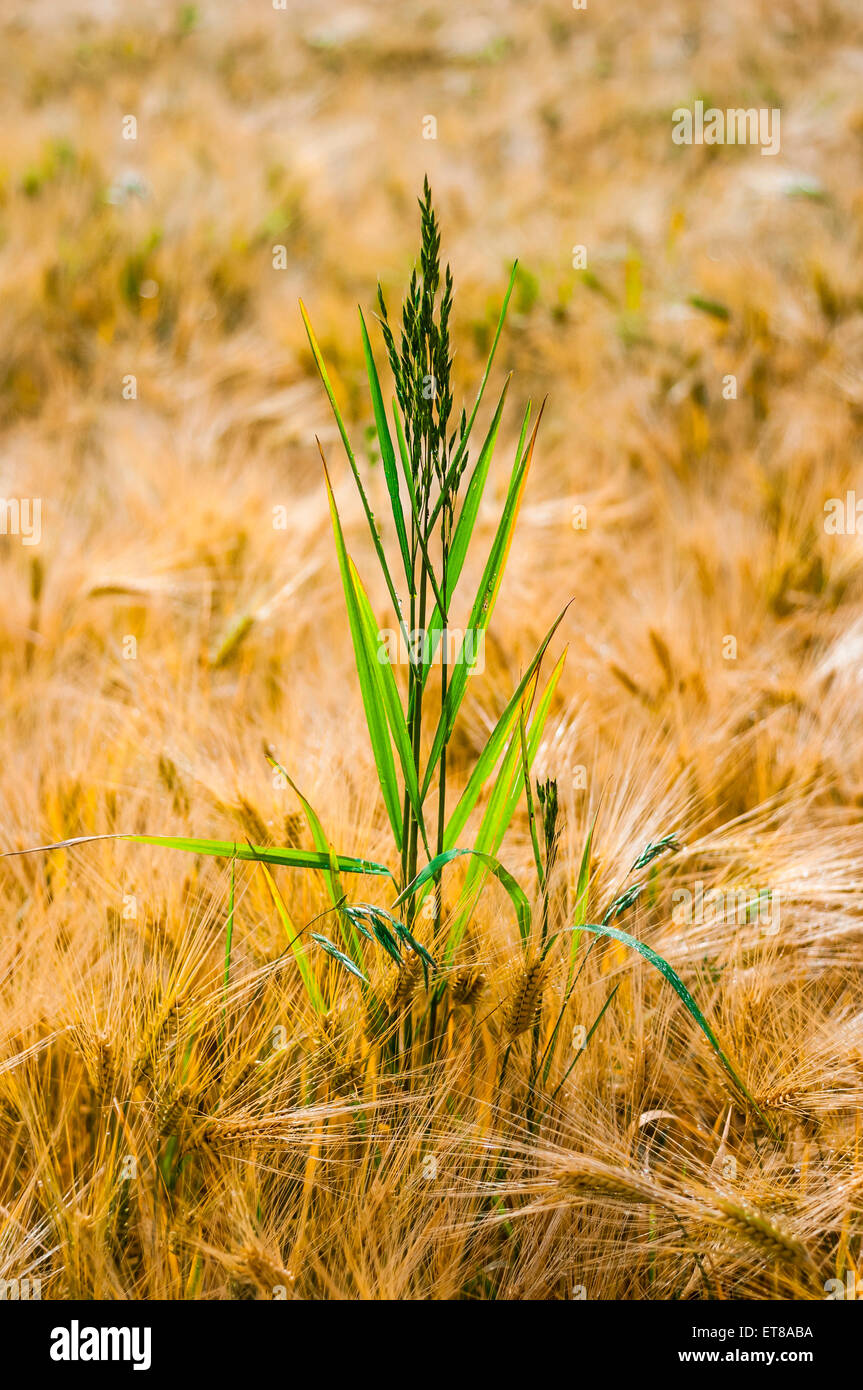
(390, 951, 423, 1013)
(552, 1160, 658, 1205)
(504, 958, 549, 1039)
(241, 1243, 295, 1294)
(450, 966, 487, 1009)
(156, 1082, 193, 1137)
(710, 1196, 812, 1268)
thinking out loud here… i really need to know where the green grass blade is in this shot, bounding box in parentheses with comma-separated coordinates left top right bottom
(421, 377, 512, 678)
(0, 832, 391, 878)
(408, 667, 541, 927)
(359, 308, 412, 591)
(124, 835, 389, 876)
(322, 454, 405, 849)
(224, 857, 235, 990)
(0, 831, 393, 886)
(451, 376, 516, 577)
(509, 400, 532, 486)
(421, 403, 545, 799)
(300, 299, 405, 620)
(496, 648, 566, 846)
(393, 846, 530, 947)
(443, 603, 571, 849)
(263, 752, 367, 963)
(445, 671, 537, 855)
(447, 649, 565, 956)
(519, 712, 544, 887)
(258, 861, 327, 1012)
(264, 753, 345, 908)
(576, 921, 774, 1129)
(349, 558, 430, 854)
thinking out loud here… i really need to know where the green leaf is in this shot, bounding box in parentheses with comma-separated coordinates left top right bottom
(258, 860, 327, 1012)
(510, 400, 532, 483)
(263, 753, 366, 962)
(0, 833, 392, 880)
(688, 294, 730, 322)
(499, 650, 564, 837)
(471, 685, 535, 858)
(322, 454, 404, 849)
(420, 404, 545, 800)
(447, 649, 565, 956)
(359, 308, 412, 591)
(451, 377, 512, 584)
(310, 932, 368, 983)
(394, 847, 531, 948)
(300, 299, 405, 621)
(519, 712, 544, 887)
(220, 858, 236, 1051)
(443, 603, 571, 850)
(126, 835, 389, 877)
(421, 377, 512, 679)
(349, 558, 430, 856)
(264, 753, 344, 908)
(484, 651, 563, 862)
(576, 921, 773, 1129)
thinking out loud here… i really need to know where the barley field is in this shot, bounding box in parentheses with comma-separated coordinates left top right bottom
(1, 0, 863, 1304)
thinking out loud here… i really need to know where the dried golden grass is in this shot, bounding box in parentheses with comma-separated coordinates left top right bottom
(1, 0, 863, 1301)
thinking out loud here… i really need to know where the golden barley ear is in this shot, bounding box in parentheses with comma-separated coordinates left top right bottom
(155, 1082, 193, 1138)
(330, 1057, 364, 1094)
(202, 1111, 307, 1148)
(389, 951, 423, 1012)
(135, 996, 187, 1084)
(241, 1244, 295, 1295)
(756, 1086, 807, 1116)
(93, 1030, 115, 1105)
(710, 1197, 814, 1269)
(553, 1160, 657, 1205)
(71, 1025, 115, 1110)
(450, 966, 487, 1008)
(504, 958, 549, 1040)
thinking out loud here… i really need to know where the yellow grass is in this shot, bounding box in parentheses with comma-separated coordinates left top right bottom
(1, 0, 863, 1300)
